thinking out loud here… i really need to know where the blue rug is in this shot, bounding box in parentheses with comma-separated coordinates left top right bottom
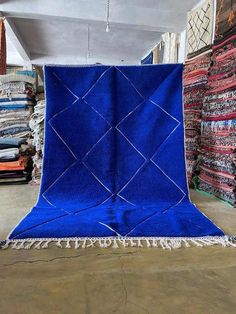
(141, 51, 153, 64)
(4, 64, 232, 250)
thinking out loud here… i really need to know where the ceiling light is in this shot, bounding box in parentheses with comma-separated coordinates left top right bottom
(106, 0, 110, 32)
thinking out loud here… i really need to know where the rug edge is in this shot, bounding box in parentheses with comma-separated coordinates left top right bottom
(1, 236, 235, 250)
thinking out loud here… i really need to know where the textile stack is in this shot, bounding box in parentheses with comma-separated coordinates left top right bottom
(0, 138, 32, 184)
(198, 0, 236, 205)
(0, 71, 36, 138)
(29, 94, 45, 184)
(183, 53, 211, 184)
(184, 0, 214, 185)
(0, 71, 36, 184)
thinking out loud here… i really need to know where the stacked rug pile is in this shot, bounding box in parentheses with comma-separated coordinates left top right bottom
(0, 138, 32, 184)
(183, 52, 211, 184)
(0, 71, 36, 184)
(0, 71, 36, 138)
(30, 94, 45, 184)
(198, 0, 236, 205)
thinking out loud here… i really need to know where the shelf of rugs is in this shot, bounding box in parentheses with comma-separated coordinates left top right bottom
(0, 71, 36, 184)
(198, 33, 236, 206)
(183, 0, 236, 205)
(183, 52, 211, 185)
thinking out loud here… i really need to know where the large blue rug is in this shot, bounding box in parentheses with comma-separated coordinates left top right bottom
(4, 64, 233, 250)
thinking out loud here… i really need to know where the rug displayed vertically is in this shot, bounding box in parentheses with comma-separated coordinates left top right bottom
(3, 64, 230, 250)
(186, 0, 214, 59)
(215, 0, 236, 42)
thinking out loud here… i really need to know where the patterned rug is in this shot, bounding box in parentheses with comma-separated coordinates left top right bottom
(215, 0, 236, 42)
(186, 0, 214, 59)
(183, 52, 211, 184)
(198, 32, 236, 205)
(2, 64, 233, 250)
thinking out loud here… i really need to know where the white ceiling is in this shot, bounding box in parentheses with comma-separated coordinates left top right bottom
(1, 0, 200, 66)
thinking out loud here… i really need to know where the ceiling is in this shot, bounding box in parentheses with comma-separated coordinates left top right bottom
(0, 0, 200, 66)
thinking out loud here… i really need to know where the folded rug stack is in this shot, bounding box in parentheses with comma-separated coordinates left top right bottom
(0, 137, 32, 184)
(198, 19, 236, 205)
(29, 96, 45, 184)
(0, 71, 36, 184)
(0, 71, 36, 139)
(183, 52, 211, 185)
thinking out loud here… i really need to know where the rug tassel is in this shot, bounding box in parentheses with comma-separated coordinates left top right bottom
(65, 240, 71, 249)
(75, 239, 80, 249)
(171, 239, 182, 249)
(42, 240, 50, 249)
(163, 240, 172, 250)
(82, 239, 87, 248)
(106, 239, 112, 247)
(152, 239, 158, 247)
(12, 241, 19, 249)
(15, 240, 27, 250)
(34, 241, 43, 249)
(183, 240, 190, 247)
(118, 239, 128, 247)
(137, 239, 143, 247)
(86, 239, 96, 248)
(98, 239, 103, 247)
(56, 240, 62, 248)
(145, 239, 151, 247)
(99, 239, 111, 248)
(112, 239, 119, 248)
(190, 239, 203, 247)
(160, 240, 166, 249)
(130, 239, 137, 247)
(24, 240, 36, 249)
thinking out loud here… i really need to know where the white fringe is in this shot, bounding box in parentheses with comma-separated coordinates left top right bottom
(0, 236, 235, 250)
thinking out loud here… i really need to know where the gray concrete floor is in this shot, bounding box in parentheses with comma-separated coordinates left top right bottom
(0, 185, 236, 314)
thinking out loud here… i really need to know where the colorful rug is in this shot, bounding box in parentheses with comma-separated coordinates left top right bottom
(198, 33, 236, 205)
(183, 52, 211, 184)
(2, 64, 233, 250)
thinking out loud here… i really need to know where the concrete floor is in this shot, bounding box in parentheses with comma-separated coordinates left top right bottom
(0, 185, 236, 314)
